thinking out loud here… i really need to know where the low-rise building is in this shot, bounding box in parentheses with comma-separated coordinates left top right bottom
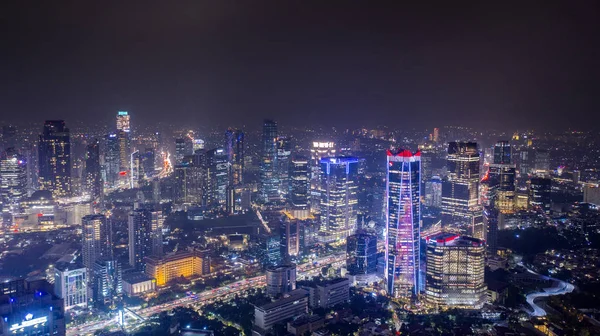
(145, 250, 210, 286)
(301, 278, 350, 309)
(253, 289, 308, 336)
(122, 273, 156, 296)
(287, 315, 325, 336)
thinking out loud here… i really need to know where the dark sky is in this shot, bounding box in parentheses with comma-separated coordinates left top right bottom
(1, 1, 599, 131)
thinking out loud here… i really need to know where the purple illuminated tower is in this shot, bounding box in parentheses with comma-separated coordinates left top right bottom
(385, 149, 421, 297)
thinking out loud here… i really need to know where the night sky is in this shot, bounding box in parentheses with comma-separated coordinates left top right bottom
(1, 1, 599, 130)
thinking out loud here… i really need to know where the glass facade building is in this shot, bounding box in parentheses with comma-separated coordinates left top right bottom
(385, 149, 421, 297)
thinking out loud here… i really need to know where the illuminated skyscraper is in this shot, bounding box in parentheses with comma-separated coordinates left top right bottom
(425, 233, 486, 309)
(530, 177, 551, 214)
(116, 111, 130, 133)
(81, 214, 112, 271)
(260, 119, 279, 203)
(38, 120, 71, 197)
(116, 129, 130, 179)
(441, 142, 480, 226)
(225, 129, 244, 185)
(175, 136, 193, 165)
(104, 133, 120, 188)
(385, 149, 421, 297)
(346, 232, 377, 276)
(206, 148, 229, 208)
(276, 136, 292, 198)
(128, 206, 163, 271)
(0, 148, 27, 217)
(84, 140, 102, 199)
(280, 216, 300, 262)
(92, 258, 122, 305)
(320, 157, 359, 241)
(489, 141, 516, 214)
(310, 141, 335, 213)
(289, 156, 310, 219)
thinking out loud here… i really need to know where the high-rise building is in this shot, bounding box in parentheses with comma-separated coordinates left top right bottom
(424, 176, 442, 208)
(54, 262, 87, 310)
(484, 206, 499, 254)
(116, 111, 130, 133)
(530, 177, 551, 214)
(225, 129, 244, 185)
(1, 125, 18, 151)
(425, 233, 486, 309)
(534, 149, 550, 172)
(385, 149, 421, 297)
(346, 232, 377, 276)
(583, 185, 600, 206)
(260, 120, 279, 203)
(140, 147, 155, 180)
(38, 120, 71, 197)
(0, 148, 27, 216)
(280, 217, 300, 262)
(81, 214, 112, 271)
(289, 156, 310, 219)
(489, 141, 516, 214)
(262, 234, 282, 267)
(266, 264, 296, 297)
(174, 151, 206, 205)
(128, 206, 163, 271)
(104, 133, 120, 188)
(310, 142, 335, 213)
(276, 136, 292, 199)
(432, 127, 440, 143)
(84, 140, 102, 199)
(92, 258, 122, 305)
(175, 136, 194, 165)
(319, 157, 359, 241)
(206, 148, 230, 208)
(441, 142, 480, 226)
(116, 129, 130, 179)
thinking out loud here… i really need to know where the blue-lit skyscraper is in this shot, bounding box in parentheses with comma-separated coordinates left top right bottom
(319, 157, 359, 241)
(385, 149, 421, 298)
(260, 120, 279, 203)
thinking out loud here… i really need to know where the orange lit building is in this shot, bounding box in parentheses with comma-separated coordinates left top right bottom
(144, 250, 210, 286)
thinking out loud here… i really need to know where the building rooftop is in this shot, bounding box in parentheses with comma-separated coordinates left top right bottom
(122, 272, 153, 284)
(426, 233, 484, 247)
(256, 289, 308, 312)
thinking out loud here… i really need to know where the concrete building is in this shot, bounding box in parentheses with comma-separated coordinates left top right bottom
(122, 273, 156, 296)
(253, 289, 308, 336)
(145, 250, 210, 286)
(54, 263, 87, 310)
(301, 278, 350, 309)
(425, 233, 487, 309)
(266, 264, 296, 297)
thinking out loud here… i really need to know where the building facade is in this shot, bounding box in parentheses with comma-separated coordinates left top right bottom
(145, 250, 210, 286)
(260, 120, 279, 203)
(385, 149, 421, 297)
(266, 264, 297, 297)
(54, 263, 87, 310)
(441, 142, 480, 226)
(38, 120, 71, 197)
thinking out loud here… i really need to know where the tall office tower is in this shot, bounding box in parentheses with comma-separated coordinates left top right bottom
(530, 177, 551, 214)
(262, 234, 282, 267)
(129, 150, 143, 189)
(319, 157, 359, 241)
(175, 137, 194, 165)
(266, 264, 297, 297)
(81, 214, 112, 271)
(517, 149, 533, 178)
(289, 156, 310, 219)
(1, 125, 18, 151)
(483, 206, 499, 254)
(54, 262, 87, 309)
(346, 231, 377, 276)
(38, 120, 71, 197)
(425, 233, 486, 309)
(175, 151, 206, 205)
(206, 148, 229, 208)
(224, 129, 244, 185)
(92, 258, 122, 305)
(385, 149, 421, 298)
(192, 138, 205, 152)
(276, 136, 292, 198)
(116, 130, 130, 178)
(534, 149, 550, 172)
(489, 141, 516, 214)
(84, 140, 102, 199)
(104, 133, 120, 188)
(260, 119, 279, 203)
(310, 142, 336, 213)
(493, 140, 511, 164)
(128, 206, 163, 271)
(116, 111, 130, 133)
(441, 142, 480, 227)
(280, 217, 300, 262)
(424, 176, 442, 208)
(141, 147, 155, 179)
(0, 148, 27, 217)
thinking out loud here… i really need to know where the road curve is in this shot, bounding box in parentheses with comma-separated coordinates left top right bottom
(521, 264, 575, 316)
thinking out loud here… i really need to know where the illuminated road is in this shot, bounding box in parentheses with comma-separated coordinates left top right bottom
(521, 264, 575, 317)
(67, 253, 345, 335)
